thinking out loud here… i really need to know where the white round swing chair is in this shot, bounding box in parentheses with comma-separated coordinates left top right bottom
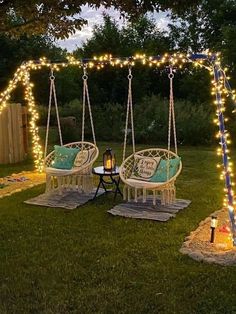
(44, 65, 99, 194)
(119, 66, 182, 205)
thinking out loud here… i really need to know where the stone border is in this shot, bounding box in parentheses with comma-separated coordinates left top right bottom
(180, 209, 236, 266)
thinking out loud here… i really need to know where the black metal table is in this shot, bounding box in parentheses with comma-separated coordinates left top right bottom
(92, 166, 122, 199)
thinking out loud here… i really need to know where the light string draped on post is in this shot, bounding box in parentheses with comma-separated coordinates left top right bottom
(82, 64, 96, 147)
(123, 65, 135, 162)
(212, 57, 236, 245)
(44, 68, 63, 161)
(220, 69, 236, 112)
(22, 68, 44, 172)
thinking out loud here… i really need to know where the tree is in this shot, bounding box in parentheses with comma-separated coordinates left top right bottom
(121, 16, 171, 55)
(168, 0, 236, 53)
(0, 0, 201, 39)
(77, 14, 122, 57)
(0, 34, 67, 105)
(168, 0, 236, 88)
(74, 15, 172, 105)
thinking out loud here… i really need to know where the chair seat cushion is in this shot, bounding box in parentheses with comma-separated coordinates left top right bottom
(126, 178, 164, 189)
(51, 145, 80, 170)
(45, 167, 78, 176)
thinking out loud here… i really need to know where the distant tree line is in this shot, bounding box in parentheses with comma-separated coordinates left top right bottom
(0, 0, 236, 145)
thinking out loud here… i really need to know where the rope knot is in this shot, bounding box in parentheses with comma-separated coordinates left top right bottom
(127, 67, 133, 80)
(82, 64, 88, 80)
(49, 69, 55, 81)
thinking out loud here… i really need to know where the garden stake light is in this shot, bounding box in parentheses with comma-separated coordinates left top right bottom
(210, 216, 218, 243)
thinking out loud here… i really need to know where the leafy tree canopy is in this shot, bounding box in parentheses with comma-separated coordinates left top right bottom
(0, 0, 201, 39)
(169, 0, 236, 52)
(76, 14, 170, 57)
(168, 0, 236, 76)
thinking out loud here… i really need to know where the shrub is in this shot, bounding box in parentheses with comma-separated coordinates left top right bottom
(134, 95, 215, 145)
(37, 95, 216, 146)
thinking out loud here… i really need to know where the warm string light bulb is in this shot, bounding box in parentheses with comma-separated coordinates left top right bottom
(0, 51, 235, 194)
(22, 69, 44, 172)
(211, 55, 235, 227)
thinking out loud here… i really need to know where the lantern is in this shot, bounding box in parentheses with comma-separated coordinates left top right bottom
(103, 148, 116, 171)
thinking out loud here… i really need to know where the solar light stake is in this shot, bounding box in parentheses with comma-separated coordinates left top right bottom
(210, 216, 218, 243)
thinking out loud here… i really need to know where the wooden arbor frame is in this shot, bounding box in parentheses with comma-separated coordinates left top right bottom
(0, 52, 235, 244)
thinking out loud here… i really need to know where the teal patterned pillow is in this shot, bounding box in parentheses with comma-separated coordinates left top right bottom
(150, 157, 181, 182)
(51, 145, 80, 170)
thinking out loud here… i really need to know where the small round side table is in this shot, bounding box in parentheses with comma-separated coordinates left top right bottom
(92, 166, 123, 199)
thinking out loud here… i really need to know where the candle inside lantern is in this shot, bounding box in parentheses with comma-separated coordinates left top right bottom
(106, 158, 112, 169)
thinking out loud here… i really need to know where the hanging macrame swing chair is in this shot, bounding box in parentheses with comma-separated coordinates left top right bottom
(44, 65, 99, 193)
(119, 66, 182, 205)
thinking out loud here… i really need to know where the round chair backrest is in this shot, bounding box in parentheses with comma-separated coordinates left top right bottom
(119, 148, 182, 183)
(44, 141, 99, 170)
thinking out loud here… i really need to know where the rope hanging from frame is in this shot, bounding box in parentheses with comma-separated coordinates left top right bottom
(44, 68, 63, 161)
(168, 66, 178, 155)
(123, 65, 136, 162)
(82, 64, 96, 147)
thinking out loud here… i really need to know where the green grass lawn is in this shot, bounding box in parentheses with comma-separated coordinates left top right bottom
(0, 143, 236, 314)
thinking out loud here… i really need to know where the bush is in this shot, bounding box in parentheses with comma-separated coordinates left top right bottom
(134, 95, 215, 145)
(37, 95, 216, 146)
(37, 99, 82, 126)
(93, 103, 124, 142)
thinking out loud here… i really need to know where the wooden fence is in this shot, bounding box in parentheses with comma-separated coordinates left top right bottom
(0, 103, 28, 164)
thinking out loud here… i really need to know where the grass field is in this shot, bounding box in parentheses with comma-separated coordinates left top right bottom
(0, 143, 236, 314)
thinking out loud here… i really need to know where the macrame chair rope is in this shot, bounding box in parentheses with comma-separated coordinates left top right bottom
(168, 66, 178, 156)
(119, 64, 181, 205)
(167, 66, 178, 180)
(44, 69, 63, 161)
(82, 65, 96, 147)
(44, 65, 97, 160)
(123, 66, 136, 162)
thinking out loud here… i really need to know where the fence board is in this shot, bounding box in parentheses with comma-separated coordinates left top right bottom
(0, 103, 28, 164)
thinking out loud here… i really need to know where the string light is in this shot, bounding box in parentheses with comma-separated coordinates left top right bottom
(210, 53, 236, 245)
(0, 52, 236, 245)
